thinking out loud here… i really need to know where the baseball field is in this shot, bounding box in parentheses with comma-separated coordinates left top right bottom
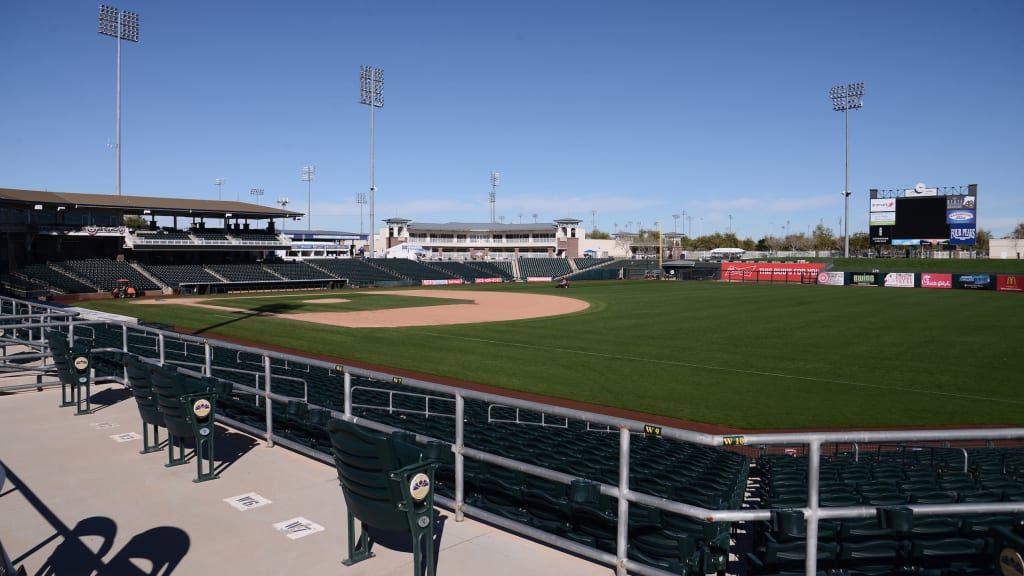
(75, 273, 1024, 431)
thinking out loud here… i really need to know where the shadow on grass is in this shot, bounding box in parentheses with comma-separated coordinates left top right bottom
(193, 302, 302, 336)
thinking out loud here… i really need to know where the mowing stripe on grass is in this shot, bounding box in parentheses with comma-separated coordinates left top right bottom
(415, 330, 1021, 405)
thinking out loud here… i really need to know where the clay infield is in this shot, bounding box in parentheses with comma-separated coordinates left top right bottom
(135, 289, 590, 328)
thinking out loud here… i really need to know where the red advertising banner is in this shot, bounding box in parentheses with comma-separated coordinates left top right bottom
(721, 262, 825, 282)
(920, 273, 952, 289)
(997, 275, 1024, 293)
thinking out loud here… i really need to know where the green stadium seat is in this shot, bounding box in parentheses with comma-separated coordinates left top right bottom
(124, 354, 165, 454)
(327, 418, 439, 576)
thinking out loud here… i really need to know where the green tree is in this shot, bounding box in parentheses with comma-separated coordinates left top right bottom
(975, 228, 991, 251)
(849, 232, 870, 253)
(1013, 222, 1024, 239)
(124, 215, 148, 230)
(588, 228, 612, 240)
(812, 224, 837, 251)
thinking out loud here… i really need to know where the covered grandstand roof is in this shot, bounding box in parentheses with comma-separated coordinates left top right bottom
(405, 221, 557, 232)
(0, 187, 302, 220)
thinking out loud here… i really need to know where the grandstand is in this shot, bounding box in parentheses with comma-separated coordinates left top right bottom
(518, 257, 573, 279)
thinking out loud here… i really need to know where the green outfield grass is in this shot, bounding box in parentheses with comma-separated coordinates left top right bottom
(79, 279, 1023, 430)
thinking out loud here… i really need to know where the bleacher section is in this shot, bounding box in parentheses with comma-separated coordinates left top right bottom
(191, 229, 231, 243)
(146, 264, 222, 288)
(15, 263, 96, 294)
(518, 257, 572, 279)
(234, 230, 282, 243)
(307, 259, 401, 287)
(369, 258, 456, 282)
(205, 264, 280, 282)
(467, 260, 516, 280)
(748, 451, 1024, 575)
(4, 254, 629, 297)
(264, 261, 333, 281)
(424, 261, 506, 282)
(133, 229, 192, 244)
(59, 259, 160, 292)
(573, 257, 614, 270)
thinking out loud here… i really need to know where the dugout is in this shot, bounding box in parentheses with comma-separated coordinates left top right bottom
(179, 278, 346, 295)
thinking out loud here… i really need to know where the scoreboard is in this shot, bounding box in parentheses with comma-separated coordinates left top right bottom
(869, 183, 977, 246)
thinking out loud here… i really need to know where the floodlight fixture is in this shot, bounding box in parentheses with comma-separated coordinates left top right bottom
(98, 5, 140, 196)
(830, 82, 865, 258)
(356, 192, 367, 234)
(215, 177, 225, 200)
(301, 165, 315, 230)
(250, 188, 264, 205)
(490, 171, 500, 223)
(360, 65, 383, 257)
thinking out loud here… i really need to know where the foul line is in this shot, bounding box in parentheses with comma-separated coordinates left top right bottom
(415, 331, 1023, 405)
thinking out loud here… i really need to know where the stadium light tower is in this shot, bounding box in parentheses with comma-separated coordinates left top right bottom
(250, 188, 264, 205)
(214, 178, 225, 200)
(301, 165, 315, 231)
(98, 5, 139, 196)
(489, 171, 500, 223)
(830, 82, 865, 258)
(360, 65, 383, 257)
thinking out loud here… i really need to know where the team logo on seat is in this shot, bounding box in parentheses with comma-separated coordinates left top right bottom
(1000, 548, 1024, 576)
(409, 473, 431, 502)
(193, 399, 212, 418)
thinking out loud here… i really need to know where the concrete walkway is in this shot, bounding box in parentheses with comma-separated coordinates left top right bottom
(0, 382, 611, 576)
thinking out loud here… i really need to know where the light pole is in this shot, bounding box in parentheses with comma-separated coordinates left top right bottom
(489, 171, 500, 223)
(356, 192, 367, 235)
(728, 214, 733, 235)
(250, 188, 264, 205)
(830, 82, 865, 258)
(277, 197, 290, 234)
(360, 65, 383, 257)
(98, 5, 139, 196)
(301, 165, 315, 231)
(214, 177, 225, 200)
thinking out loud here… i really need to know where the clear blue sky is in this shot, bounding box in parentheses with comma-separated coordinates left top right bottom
(2, 1, 1022, 238)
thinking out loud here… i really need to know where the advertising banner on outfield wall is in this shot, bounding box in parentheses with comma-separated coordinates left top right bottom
(849, 272, 880, 286)
(920, 273, 952, 289)
(421, 279, 464, 286)
(955, 274, 995, 290)
(817, 272, 845, 286)
(720, 262, 825, 282)
(473, 277, 503, 284)
(883, 272, 915, 288)
(997, 275, 1024, 293)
